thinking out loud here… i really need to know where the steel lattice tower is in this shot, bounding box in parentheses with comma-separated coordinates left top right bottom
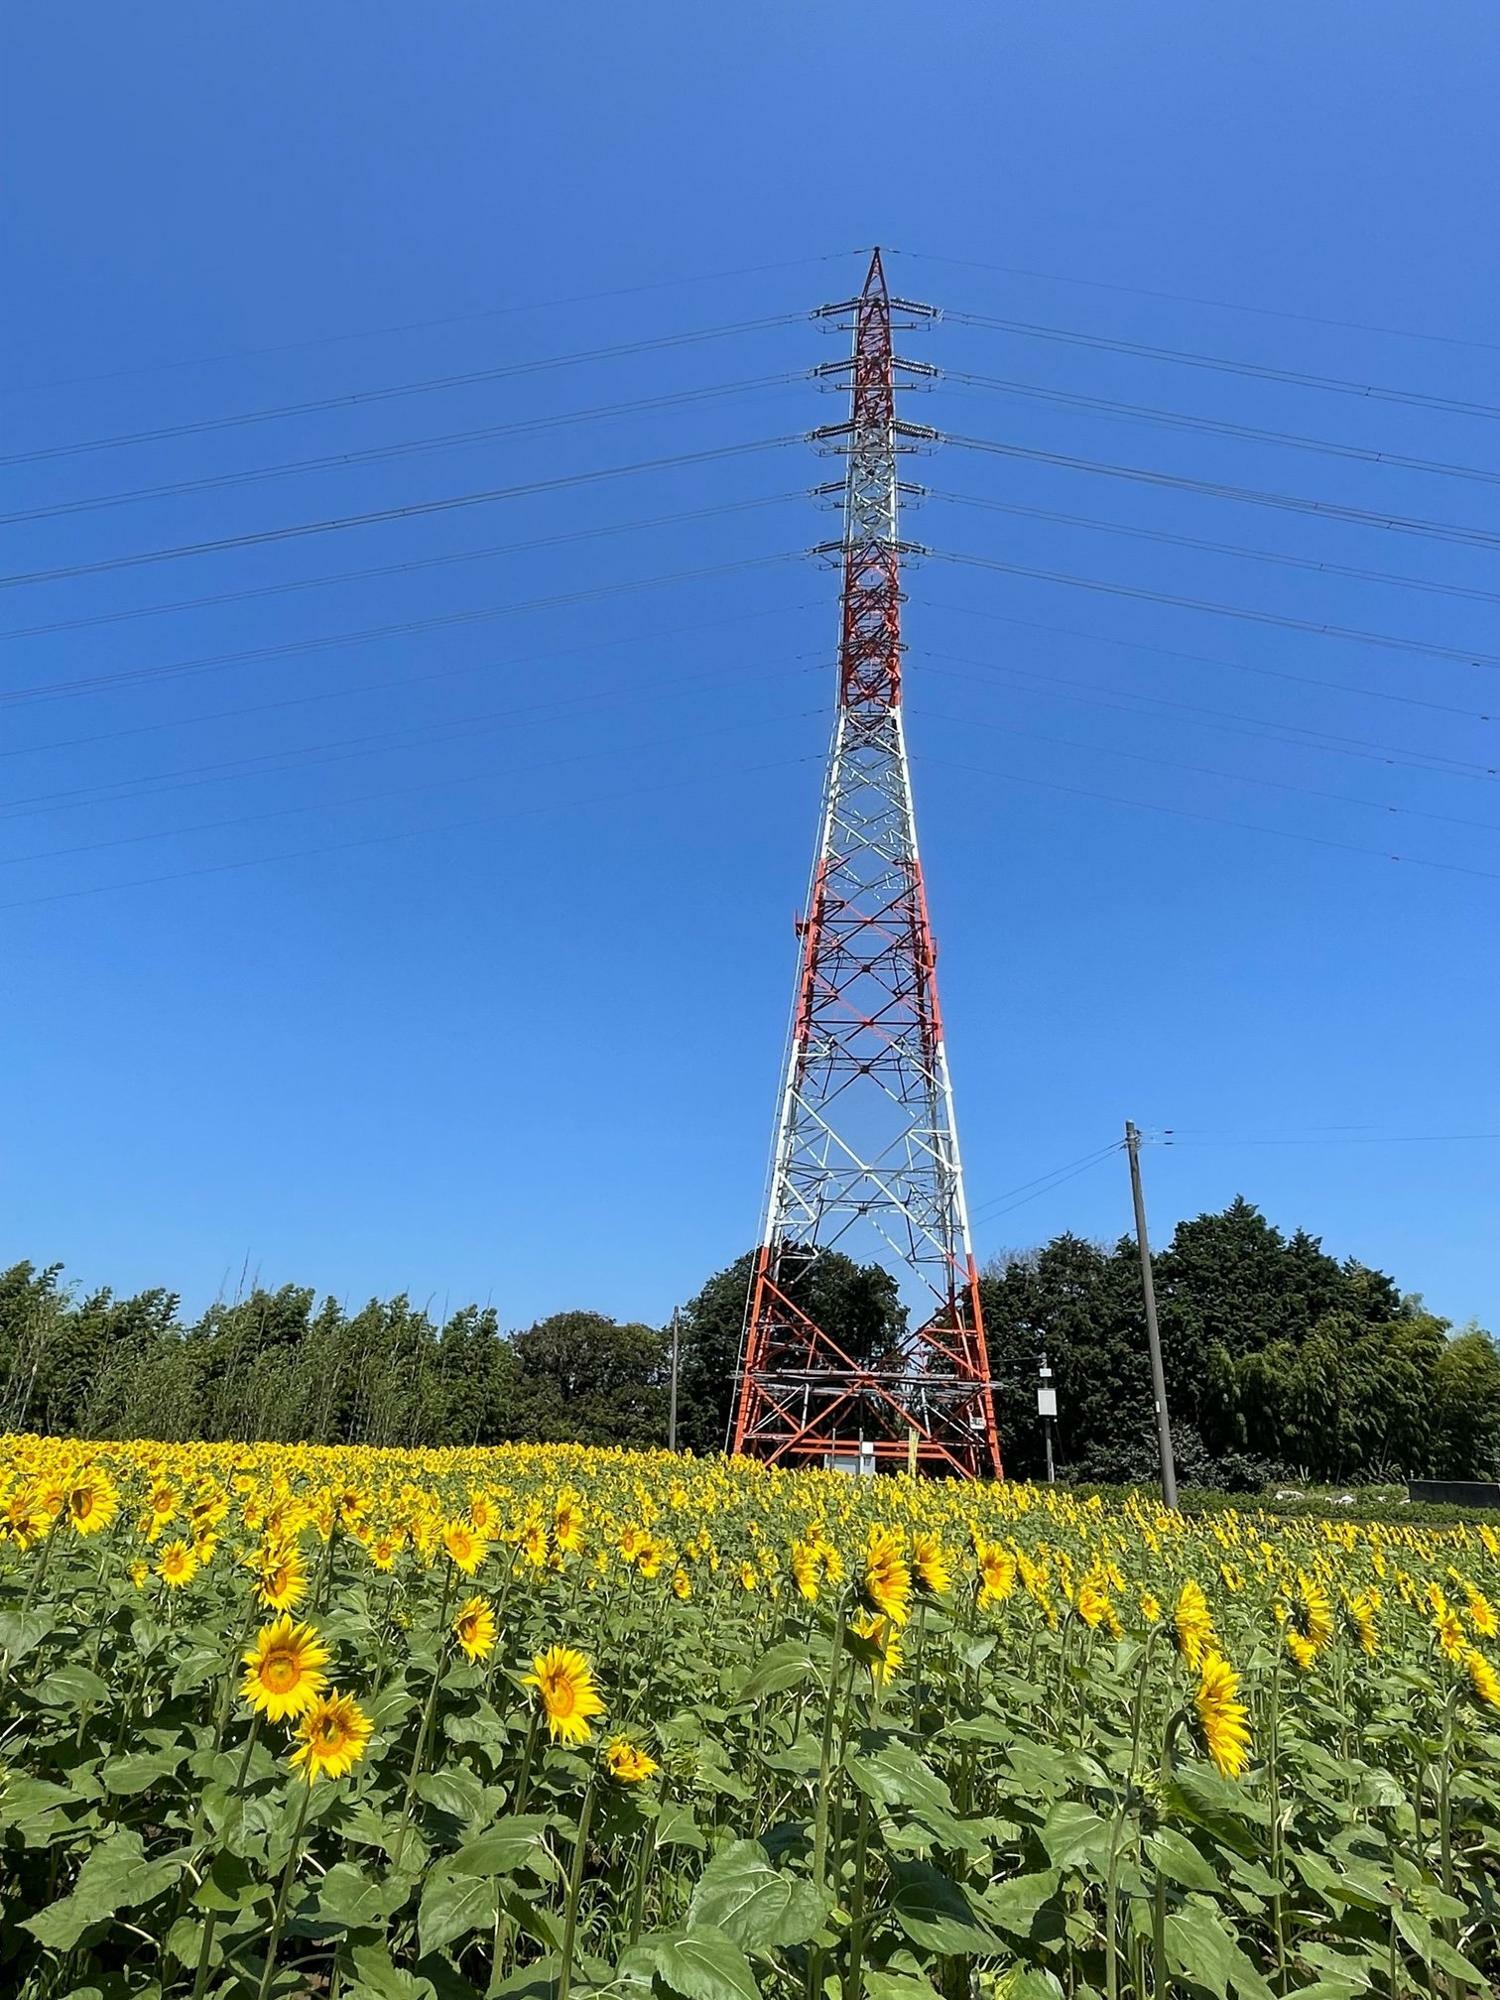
(731, 249, 1002, 1480)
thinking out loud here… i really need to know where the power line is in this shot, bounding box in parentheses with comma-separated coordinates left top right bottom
(914, 637, 1497, 781)
(944, 435, 1500, 553)
(928, 490, 1500, 612)
(930, 545, 1500, 674)
(0, 550, 807, 705)
(1, 312, 809, 466)
(917, 701, 1500, 837)
(968, 1141, 1122, 1223)
(1, 373, 804, 526)
(894, 248, 1500, 358)
(1159, 1129, 1500, 1151)
(944, 373, 1500, 491)
(0, 700, 822, 859)
(945, 311, 1500, 424)
(10, 249, 857, 396)
(914, 605, 1493, 726)
(0, 598, 819, 763)
(918, 750, 1500, 886)
(0, 744, 823, 913)
(0, 491, 808, 642)
(0, 438, 800, 590)
(0, 660, 823, 823)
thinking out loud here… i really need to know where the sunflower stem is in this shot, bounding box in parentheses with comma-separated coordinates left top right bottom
(557, 1778, 596, 2000)
(513, 1704, 543, 1816)
(256, 1775, 314, 2000)
(188, 1713, 263, 2000)
(812, 1595, 849, 1887)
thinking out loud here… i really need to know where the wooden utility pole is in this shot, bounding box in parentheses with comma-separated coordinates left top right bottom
(1125, 1122, 1178, 1510)
(668, 1307, 680, 1451)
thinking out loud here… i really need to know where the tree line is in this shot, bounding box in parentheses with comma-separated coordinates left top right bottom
(2, 1196, 1496, 1487)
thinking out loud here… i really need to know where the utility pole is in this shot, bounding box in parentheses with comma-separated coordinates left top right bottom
(1124, 1122, 1178, 1510)
(667, 1306, 680, 1452)
(1037, 1352, 1057, 1485)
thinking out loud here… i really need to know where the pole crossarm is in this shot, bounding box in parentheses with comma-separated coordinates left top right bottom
(730, 249, 1003, 1481)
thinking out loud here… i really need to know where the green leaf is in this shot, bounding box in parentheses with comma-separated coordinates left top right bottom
(37, 1663, 111, 1709)
(22, 1827, 182, 1951)
(654, 1802, 707, 1852)
(1038, 1802, 1111, 1874)
(1290, 1852, 1386, 1915)
(418, 1865, 501, 1957)
(448, 1814, 557, 1881)
(1163, 1904, 1235, 2000)
(415, 1767, 489, 1827)
(978, 1869, 1060, 1940)
(731, 1642, 815, 1706)
(1147, 1828, 1221, 1894)
(170, 1645, 224, 1698)
(687, 1839, 827, 1951)
(847, 1741, 956, 1828)
(654, 1927, 761, 2000)
(193, 1850, 263, 1916)
(102, 1747, 188, 1795)
(889, 1859, 1005, 1957)
(346, 1939, 439, 2000)
(0, 1608, 53, 1666)
(863, 1975, 944, 2000)
(318, 1861, 402, 1929)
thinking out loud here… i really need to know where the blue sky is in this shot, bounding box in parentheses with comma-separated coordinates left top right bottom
(2, 3, 1497, 1333)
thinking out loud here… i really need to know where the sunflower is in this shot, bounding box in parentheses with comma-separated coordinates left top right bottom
(1434, 1603, 1468, 1663)
(1463, 1647, 1500, 1709)
(1287, 1573, 1334, 1655)
(65, 1468, 119, 1537)
(553, 1493, 586, 1556)
(861, 1525, 912, 1627)
(1076, 1571, 1121, 1638)
(604, 1735, 659, 1784)
(911, 1534, 951, 1599)
(288, 1691, 374, 1783)
(671, 1568, 692, 1602)
(790, 1540, 822, 1603)
(1285, 1630, 1318, 1672)
(521, 1520, 549, 1568)
(442, 1520, 488, 1576)
(737, 1561, 759, 1593)
(1342, 1590, 1379, 1657)
(254, 1540, 308, 1612)
(1173, 1579, 1215, 1670)
(240, 1615, 331, 1721)
(1138, 1592, 1162, 1625)
(850, 1609, 903, 1687)
(452, 1595, 497, 1662)
(1462, 1583, 1498, 1641)
(2, 1484, 52, 1551)
(975, 1540, 1017, 1607)
(523, 1645, 605, 1746)
(1194, 1652, 1252, 1779)
(156, 1539, 198, 1590)
(368, 1532, 404, 1573)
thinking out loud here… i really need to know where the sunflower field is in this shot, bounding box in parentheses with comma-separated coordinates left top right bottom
(1, 1436, 1497, 2000)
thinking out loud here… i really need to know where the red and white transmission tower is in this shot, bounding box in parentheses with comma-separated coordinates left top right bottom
(730, 250, 1002, 1480)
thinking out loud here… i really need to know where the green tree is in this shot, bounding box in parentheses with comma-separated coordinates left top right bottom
(672, 1249, 908, 1458)
(508, 1311, 668, 1448)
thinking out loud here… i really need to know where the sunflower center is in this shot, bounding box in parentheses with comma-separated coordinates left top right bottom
(546, 1676, 577, 1716)
(263, 1650, 300, 1693)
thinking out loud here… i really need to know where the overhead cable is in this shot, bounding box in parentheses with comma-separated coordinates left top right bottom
(0, 438, 800, 590)
(1, 313, 809, 466)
